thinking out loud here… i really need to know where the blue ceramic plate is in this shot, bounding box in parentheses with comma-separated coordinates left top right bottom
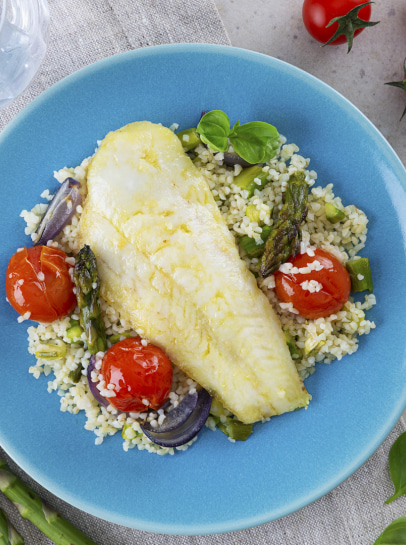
(0, 44, 405, 535)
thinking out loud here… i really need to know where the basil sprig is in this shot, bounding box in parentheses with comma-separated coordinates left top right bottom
(197, 110, 280, 165)
(373, 517, 406, 545)
(386, 431, 406, 504)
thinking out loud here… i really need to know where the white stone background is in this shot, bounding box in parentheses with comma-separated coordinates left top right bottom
(214, 0, 406, 166)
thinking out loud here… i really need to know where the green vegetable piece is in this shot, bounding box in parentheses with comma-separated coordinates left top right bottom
(385, 431, 406, 504)
(176, 127, 201, 151)
(108, 332, 134, 345)
(325, 202, 345, 224)
(385, 58, 406, 121)
(284, 331, 302, 359)
(0, 508, 24, 545)
(0, 460, 97, 545)
(217, 420, 253, 441)
(68, 363, 83, 384)
(245, 204, 261, 224)
(373, 516, 406, 545)
(323, 2, 380, 54)
(239, 226, 272, 259)
(210, 399, 253, 441)
(304, 337, 326, 357)
(210, 398, 227, 418)
(233, 165, 270, 198)
(196, 110, 280, 164)
(66, 324, 83, 343)
(35, 339, 67, 360)
(260, 171, 309, 278)
(73, 245, 107, 355)
(345, 257, 373, 293)
(121, 423, 143, 441)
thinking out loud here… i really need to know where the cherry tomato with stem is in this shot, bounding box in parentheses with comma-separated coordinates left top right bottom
(6, 245, 77, 323)
(302, 1, 379, 52)
(274, 248, 351, 319)
(100, 337, 173, 413)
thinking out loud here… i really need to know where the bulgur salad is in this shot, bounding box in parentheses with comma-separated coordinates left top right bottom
(5, 112, 376, 455)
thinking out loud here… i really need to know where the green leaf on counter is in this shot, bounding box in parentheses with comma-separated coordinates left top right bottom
(373, 517, 406, 545)
(386, 431, 406, 504)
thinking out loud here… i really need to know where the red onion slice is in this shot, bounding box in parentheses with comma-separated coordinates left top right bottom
(223, 151, 255, 168)
(35, 177, 81, 245)
(87, 355, 109, 408)
(141, 388, 212, 448)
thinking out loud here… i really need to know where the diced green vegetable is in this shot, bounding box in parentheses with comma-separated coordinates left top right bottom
(108, 332, 134, 345)
(217, 419, 253, 441)
(210, 398, 253, 441)
(345, 257, 373, 293)
(210, 398, 227, 418)
(325, 202, 346, 224)
(284, 331, 303, 359)
(239, 226, 272, 259)
(121, 423, 143, 441)
(245, 204, 261, 224)
(68, 363, 83, 384)
(35, 339, 67, 360)
(304, 337, 326, 356)
(233, 165, 270, 198)
(176, 128, 200, 151)
(66, 324, 83, 343)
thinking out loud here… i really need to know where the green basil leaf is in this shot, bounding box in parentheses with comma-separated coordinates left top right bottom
(373, 517, 406, 545)
(229, 121, 280, 164)
(196, 110, 230, 152)
(386, 431, 406, 503)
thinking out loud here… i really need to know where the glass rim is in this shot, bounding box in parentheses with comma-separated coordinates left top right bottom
(0, 0, 5, 33)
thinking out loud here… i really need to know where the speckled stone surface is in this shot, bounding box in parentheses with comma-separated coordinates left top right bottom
(214, 0, 406, 166)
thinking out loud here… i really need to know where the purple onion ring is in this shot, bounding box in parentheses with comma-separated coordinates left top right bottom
(87, 355, 109, 408)
(141, 388, 212, 448)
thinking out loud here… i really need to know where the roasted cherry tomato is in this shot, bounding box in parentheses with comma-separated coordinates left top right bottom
(302, 0, 374, 47)
(6, 245, 76, 323)
(100, 337, 173, 413)
(274, 248, 351, 319)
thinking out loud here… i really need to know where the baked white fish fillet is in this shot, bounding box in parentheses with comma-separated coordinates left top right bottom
(79, 121, 311, 424)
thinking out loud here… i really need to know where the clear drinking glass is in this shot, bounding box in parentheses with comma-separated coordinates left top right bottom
(0, 0, 49, 110)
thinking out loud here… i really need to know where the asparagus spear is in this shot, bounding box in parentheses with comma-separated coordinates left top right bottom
(73, 245, 107, 355)
(0, 508, 24, 545)
(0, 460, 97, 545)
(260, 171, 309, 278)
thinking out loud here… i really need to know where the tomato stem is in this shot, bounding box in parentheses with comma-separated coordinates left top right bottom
(323, 1, 379, 53)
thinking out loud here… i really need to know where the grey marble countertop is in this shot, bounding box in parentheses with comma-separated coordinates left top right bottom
(215, 0, 406, 167)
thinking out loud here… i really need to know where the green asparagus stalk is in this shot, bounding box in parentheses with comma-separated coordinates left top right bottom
(0, 460, 97, 545)
(0, 508, 24, 545)
(260, 171, 309, 278)
(73, 245, 107, 355)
